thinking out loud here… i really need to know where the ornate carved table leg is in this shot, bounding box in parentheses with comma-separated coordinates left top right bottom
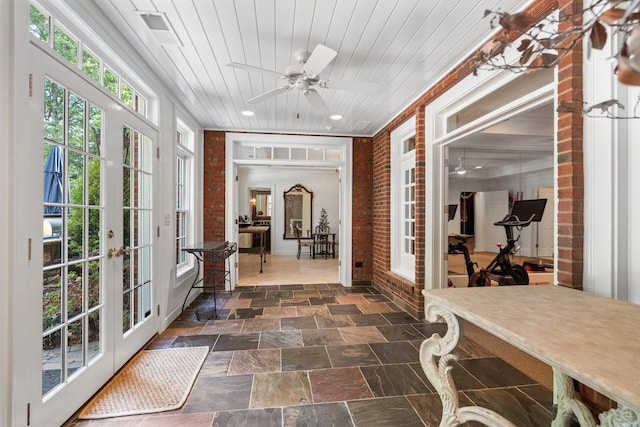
(598, 405, 640, 426)
(420, 301, 517, 427)
(551, 368, 597, 427)
(552, 368, 640, 427)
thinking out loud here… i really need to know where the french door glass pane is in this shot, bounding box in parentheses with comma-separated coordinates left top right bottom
(42, 79, 104, 398)
(67, 207, 83, 262)
(43, 268, 62, 332)
(68, 151, 84, 205)
(122, 125, 153, 334)
(42, 329, 62, 396)
(88, 105, 102, 155)
(67, 262, 83, 318)
(87, 260, 100, 309)
(88, 208, 101, 255)
(67, 317, 83, 377)
(87, 310, 100, 363)
(68, 93, 85, 149)
(44, 81, 64, 142)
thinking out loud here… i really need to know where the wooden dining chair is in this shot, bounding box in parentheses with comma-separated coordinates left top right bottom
(294, 225, 314, 259)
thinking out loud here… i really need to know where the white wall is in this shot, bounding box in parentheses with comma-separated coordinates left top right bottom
(238, 167, 340, 255)
(486, 170, 553, 195)
(584, 31, 640, 302)
(1, 1, 14, 424)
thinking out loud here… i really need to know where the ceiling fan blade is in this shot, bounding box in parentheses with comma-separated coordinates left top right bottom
(248, 86, 290, 104)
(227, 62, 284, 79)
(302, 44, 337, 76)
(303, 89, 330, 116)
(322, 79, 379, 94)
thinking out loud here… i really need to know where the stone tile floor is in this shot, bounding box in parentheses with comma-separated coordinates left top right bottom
(66, 284, 554, 426)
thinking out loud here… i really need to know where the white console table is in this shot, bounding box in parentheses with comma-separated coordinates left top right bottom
(421, 285, 640, 426)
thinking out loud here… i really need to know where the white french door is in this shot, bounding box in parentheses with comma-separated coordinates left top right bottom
(22, 47, 158, 426)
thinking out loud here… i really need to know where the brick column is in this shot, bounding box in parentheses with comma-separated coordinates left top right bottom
(352, 137, 374, 284)
(203, 130, 226, 242)
(202, 130, 226, 284)
(556, 0, 584, 289)
(372, 130, 391, 280)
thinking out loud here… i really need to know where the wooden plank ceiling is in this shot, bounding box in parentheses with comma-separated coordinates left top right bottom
(96, 0, 534, 137)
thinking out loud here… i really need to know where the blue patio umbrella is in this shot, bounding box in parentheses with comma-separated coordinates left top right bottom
(43, 145, 64, 215)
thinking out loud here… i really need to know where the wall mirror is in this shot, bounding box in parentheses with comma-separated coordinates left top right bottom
(283, 184, 312, 239)
(250, 189, 272, 219)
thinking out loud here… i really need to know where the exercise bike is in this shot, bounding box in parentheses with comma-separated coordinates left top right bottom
(448, 234, 478, 283)
(448, 199, 547, 287)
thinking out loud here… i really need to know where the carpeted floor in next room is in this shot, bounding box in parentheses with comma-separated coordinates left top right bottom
(66, 284, 555, 426)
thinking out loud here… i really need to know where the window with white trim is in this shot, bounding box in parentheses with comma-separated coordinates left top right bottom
(391, 118, 416, 281)
(176, 122, 194, 272)
(29, 1, 149, 119)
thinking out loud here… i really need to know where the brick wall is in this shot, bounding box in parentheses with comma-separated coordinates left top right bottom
(370, 0, 580, 319)
(556, 0, 584, 289)
(371, 109, 426, 319)
(352, 137, 374, 284)
(202, 130, 226, 282)
(203, 131, 226, 242)
(372, 130, 391, 294)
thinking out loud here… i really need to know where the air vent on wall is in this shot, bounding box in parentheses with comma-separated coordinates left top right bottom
(140, 13, 169, 31)
(136, 11, 182, 46)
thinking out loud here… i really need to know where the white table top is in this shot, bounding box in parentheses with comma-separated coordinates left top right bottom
(422, 285, 640, 410)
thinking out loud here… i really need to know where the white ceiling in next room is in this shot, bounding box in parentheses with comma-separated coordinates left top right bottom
(448, 103, 555, 180)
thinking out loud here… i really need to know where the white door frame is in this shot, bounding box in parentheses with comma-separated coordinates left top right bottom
(225, 132, 353, 289)
(15, 42, 159, 426)
(424, 68, 558, 291)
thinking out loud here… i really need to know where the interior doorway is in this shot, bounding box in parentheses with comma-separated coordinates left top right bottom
(237, 166, 340, 286)
(445, 103, 555, 287)
(225, 133, 353, 289)
(425, 67, 558, 290)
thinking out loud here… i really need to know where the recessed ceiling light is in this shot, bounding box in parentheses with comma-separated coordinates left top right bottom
(329, 114, 343, 121)
(241, 110, 255, 117)
(475, 166, 482, 169)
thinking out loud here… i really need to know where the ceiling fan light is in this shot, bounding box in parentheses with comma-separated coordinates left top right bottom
(241, 110, 255, 116)
(329, 114, 343, 120)
(456, 169, 466, 175)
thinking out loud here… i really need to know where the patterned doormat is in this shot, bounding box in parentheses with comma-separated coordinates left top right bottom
(78, 346, 208, 419)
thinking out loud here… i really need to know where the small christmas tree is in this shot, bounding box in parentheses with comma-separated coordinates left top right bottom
(318, 208, 330, 232)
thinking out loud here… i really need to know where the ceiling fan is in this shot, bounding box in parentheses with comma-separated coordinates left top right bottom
(227, 44, 379, 116)
(451, 158, 468, 175)
(449, 157, 483, 175)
